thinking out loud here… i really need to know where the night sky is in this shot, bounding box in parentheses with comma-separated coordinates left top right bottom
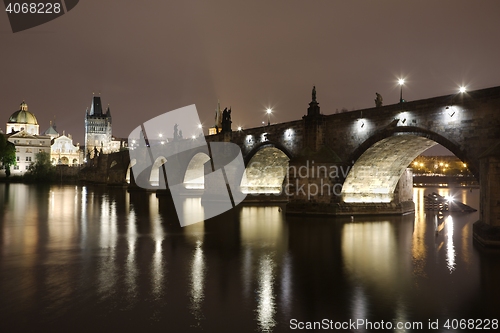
(2, 1, 500, 155)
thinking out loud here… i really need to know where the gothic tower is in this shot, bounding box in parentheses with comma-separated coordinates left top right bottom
(84, 95, 112, 157)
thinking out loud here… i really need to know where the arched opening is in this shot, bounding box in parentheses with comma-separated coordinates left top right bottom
(183, 152, 211, 189)
(126, 159, 137, 184)
(240, 146, 290, 194)
(149, 156, 167, 186)
(60, 156, 69, 165)
(341, 133, 468, 203)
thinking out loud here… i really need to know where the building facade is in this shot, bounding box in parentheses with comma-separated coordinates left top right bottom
(3, 101, 51, 176)
(43, 122, 82, 165)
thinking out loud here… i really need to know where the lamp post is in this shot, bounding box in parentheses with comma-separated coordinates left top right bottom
(266, 108, 272, 126)
(398, 79, 405, 103)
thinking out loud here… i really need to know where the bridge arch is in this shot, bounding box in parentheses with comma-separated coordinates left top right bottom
(342, 127, 475, 204)
(348, 126, 477, 175)
(241, 142, 292, 194)
(149, 156, 167, 187)
(183, 152, 211, 189)
(125, 159, 137, 184)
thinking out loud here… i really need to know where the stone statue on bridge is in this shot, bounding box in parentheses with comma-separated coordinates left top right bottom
(375, 92, 383, 107)
(221, 107, 232, 133)
(173, 123, 182, 141)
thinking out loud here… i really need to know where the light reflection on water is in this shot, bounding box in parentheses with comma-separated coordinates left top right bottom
(257, 254, 276, 332)
(445, 215, 456, 272)
(0, 184, 498, 332)
(190, 240, 205, 322)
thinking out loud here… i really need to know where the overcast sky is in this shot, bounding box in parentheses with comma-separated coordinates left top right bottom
(1, 1, 499, 155)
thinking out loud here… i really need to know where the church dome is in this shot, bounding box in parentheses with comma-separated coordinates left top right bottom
(8, 101, 38, 125)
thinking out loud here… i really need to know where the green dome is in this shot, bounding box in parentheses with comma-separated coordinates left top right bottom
(8, 102, 38, 125)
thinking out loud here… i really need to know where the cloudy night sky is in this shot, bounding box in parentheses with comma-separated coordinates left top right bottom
(1, 0, 500, 154)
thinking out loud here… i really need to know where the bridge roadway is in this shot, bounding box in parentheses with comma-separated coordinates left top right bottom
(81, 85, 500, 246)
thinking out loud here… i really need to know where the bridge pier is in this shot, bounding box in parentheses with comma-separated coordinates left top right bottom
(473, 142, 500, 247)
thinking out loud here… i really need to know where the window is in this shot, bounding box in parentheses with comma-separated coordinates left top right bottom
(14, 165, 19, 170)
(25, 165, 29, 170)
(26, 148, 32, 153)
(40, 141, 44, 145)
(26, 156, 32, 162)
(16, 156, 19, 161)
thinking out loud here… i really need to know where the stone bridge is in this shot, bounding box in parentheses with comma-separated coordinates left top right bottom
(81, 86, 500, 245)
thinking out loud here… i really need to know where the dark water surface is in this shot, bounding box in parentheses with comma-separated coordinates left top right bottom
(0, 184, 499, 332)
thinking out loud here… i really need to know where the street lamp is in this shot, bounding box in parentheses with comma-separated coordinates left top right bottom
(398, 79, 405, 103)
(266, 108, 272, 126)
(459, 86, 466, 93)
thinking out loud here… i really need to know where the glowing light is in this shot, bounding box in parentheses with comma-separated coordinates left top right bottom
(266, 108, 272, 126)
(459, 86, 466, 93)
(446, 195, 454, 202)
(398, 78, 405, 86)
(197, 124, 202, 129)
(159, 133, 163, 138)
(192, 135, 196, 139)
(237, 126, 242, 131)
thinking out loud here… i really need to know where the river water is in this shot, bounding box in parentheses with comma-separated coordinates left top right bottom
(0, 184, 499, 332)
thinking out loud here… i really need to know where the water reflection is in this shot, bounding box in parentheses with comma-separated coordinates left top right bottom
(97, 195, 117, 299)
(445, 215, 456, 272)
(351, 286, 368, 325)
(151, 214, 164, 298)
(413, 188, 428, 277)
(190, 240, 205, 322)
(126, 207, 138, 304)
(256, 254, 276, 332)
(342, 220, 404, 288)
(239, 205, 284, 331)
(0, 184, 498, 333)
(280, 252, 292, 318)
